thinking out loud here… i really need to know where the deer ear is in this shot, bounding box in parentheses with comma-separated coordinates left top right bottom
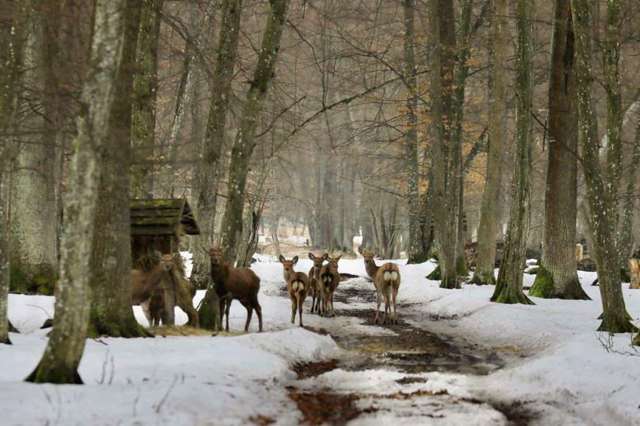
(335, 255, 342, 262)
(278, 255, 285, 263)
(292, 256, 299, 264)
(308, 253, 315, 260)
(322, 253, 329, 261)
(357, 246, 363, 255)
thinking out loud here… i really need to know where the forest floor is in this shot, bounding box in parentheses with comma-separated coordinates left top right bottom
(2, 255, 639, 425)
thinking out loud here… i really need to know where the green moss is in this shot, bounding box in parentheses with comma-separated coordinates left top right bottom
(426, 265, 441, 280)
(9, 263, 56, 295)
(88, 309, 153, 338)
(469, 270, 495, 285)
(456, 255, 468, 277)
(529, 265, 555, 298)
(633, 333, 640, 346)
(597, 313, 638, 333)
(25, 364, 83, 384)
(198, 288, 221, 331)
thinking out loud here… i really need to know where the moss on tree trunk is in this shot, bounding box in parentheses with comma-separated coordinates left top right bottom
(198, 288, 221, 331)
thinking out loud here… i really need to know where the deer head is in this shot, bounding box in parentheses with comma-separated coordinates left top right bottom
(308, 252, 328, 269)
(209, 247, 225, 267)
(279, 255, 299, 280)
(159, 254, 175, 272)
(326, 255, 341, 273)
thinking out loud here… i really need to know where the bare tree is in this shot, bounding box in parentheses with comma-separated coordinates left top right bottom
(27, 0, 128, 383)
(570, 0, 635, 332)
(472, 0, 508, 285)
(530, 0, 588, 300)
(220, 0, 291, 261)
(492, 0, 534, 305)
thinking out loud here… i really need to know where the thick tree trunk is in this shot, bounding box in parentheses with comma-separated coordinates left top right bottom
(10, 2, 58, 296)
(219, 0, 290, 262)
(430, 0, 460, 289)
(472, 0, 508, 286)
(131, 0, 164, 198)
(530, 0, 589, 300)
(570, 0, 635, 332)
(492, 0, 534, 305)
(402, 0, 422, 264)
(191, 0, 242, 291)
(88, 0, 151, 338)
(0, 1, 25, 345)
(27, 0, 128, 383)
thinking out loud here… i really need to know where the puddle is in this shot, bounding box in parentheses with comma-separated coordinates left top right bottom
(287, 281, 534, 425)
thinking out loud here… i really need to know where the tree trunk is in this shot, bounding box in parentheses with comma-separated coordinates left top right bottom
(219, 0, 290, 262)
(9, 2, 58, 296)
(402, 0, 422, 264)
(27, 0, 128, 383)
(131, 0, 164, 198)
(492, 0, 534, 305)
(472, 0, 508, 285)
(88, 0, 151, 338)
(530, 0, 589, 300)
(191, 0, 242, 290)
(570, 0, 635, 332)
(429, 0, 460, 289)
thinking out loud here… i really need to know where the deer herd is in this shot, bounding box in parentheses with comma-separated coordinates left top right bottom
(279, 248, 402, 328)
(130, 246, 401, 334)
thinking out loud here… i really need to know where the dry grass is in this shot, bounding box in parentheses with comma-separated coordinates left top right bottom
(150, 326, 246, 337)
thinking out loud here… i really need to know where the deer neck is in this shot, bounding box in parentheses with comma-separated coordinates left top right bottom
(365, 260, 379, 278)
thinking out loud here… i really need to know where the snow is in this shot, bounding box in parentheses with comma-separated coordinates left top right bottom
(2, 255, 640, 425)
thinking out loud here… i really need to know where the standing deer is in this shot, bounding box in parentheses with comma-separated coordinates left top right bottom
(358, 247, 380, 281)
(319, 255, 341, 317)
(373, 262, 401, 325)
(308, 252, 328, 314)
(209, 247, 263, 332)
(132, 254, 199, 327)
(279, 255, 309, 326)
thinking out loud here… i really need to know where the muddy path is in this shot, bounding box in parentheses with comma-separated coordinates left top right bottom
(285, 279, 536, 426)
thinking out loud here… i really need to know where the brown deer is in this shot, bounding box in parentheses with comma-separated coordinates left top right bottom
(209, 247, 263, 332)
(279, 255, 310, 326)
(132, 254, 199, 327)
(319, 255, 341, 317)
(308, 252, 328, 314)
(373, 262, 401, 324)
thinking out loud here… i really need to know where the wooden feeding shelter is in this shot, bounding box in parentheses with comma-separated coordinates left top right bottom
(130, 198, 200, 262)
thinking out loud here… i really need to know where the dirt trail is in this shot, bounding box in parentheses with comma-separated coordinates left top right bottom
(284, 278, 536, 426)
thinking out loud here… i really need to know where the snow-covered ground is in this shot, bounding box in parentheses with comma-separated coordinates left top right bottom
(2, 254, 639, 425)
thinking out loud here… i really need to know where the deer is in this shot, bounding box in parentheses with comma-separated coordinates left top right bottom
(319, 255, 341, 317)
(279, 255, 310, 326)
(131, 254, 199, 327)
(358, 247, 380, 282)
(209, 247, 263, 332)
(373, 262, 401, 325)
(308, 252, 328, 314)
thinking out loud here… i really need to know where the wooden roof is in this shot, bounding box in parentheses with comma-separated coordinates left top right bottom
(130, 199, 200, 236)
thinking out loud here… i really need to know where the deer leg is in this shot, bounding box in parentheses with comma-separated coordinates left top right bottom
(254, 300, 263, 332)
(374, 289, 381, 324)
(392, 285, 398, 324)
(140, 299, 152, 326)
(225, 299, 231, 332)
(244, 304, 253, 332)
(219, 297, 226, 330)
(383, 287, 391, 325)
(298, 292, 304, 327)
(290, 294, 297, 324)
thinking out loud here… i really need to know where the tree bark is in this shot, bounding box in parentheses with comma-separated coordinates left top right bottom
(219, 0, 290, 262)
(570, 0, 635, 332)
(9, 2, 58, 295)
(492, 0, 534, 305)
(402, 0, 423, 264)
(429, 0, 460, 289)
(131, 0, 164, 199)
(88, 0, 151, 338)
(530, 0, 589, 300)
(472, 0, 508, 285)
(191, 0, 243, 289)
(27, 0, 128, 383)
